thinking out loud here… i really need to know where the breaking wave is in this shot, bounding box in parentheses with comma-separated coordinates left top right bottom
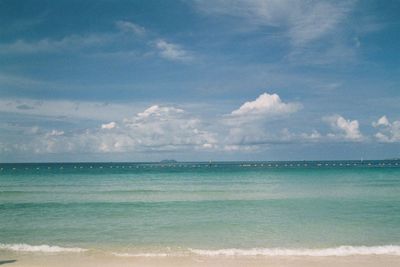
(112, 252, 169, 257)
(189, 245, 400, 257)
(0, 243, 87, 253)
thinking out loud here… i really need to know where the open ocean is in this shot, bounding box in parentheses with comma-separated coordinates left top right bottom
(1, 160, 400, 257)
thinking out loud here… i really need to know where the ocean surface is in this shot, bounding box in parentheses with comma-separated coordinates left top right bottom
(1, 160, 400, 257)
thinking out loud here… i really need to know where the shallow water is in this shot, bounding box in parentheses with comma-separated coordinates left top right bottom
(1, 161, 400, 255)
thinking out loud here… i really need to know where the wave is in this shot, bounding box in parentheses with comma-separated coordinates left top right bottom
(3, 244, 399, 257)
(0, 243, 87, 253)
(112, 252, 169, 257)
(189, 245, 400, 257)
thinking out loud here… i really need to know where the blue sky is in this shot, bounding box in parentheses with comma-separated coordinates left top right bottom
(1, 0, 399, 162)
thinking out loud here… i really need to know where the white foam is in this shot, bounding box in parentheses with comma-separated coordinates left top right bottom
(0, 243, 87, 253)
(189, 245, 400, 257)
(112, 252, 169, 257)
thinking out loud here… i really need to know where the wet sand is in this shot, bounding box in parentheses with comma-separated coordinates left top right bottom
(1, 252, 399, 267)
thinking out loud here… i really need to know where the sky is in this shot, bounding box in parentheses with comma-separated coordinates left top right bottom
(0, 0, 399, 162)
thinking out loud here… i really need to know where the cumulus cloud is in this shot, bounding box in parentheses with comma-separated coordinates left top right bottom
(155, 39, 192, 62)
(217, 92, 303, 150)
(136, 105, 183, 118)
(300, 130, 322, 141)
(372, 116, 400, 143)
(11, 105, 217, 154)
(101, 122, 117, 130)
(372, 115, 390, 127)
(230, 92, 301, 118)
(120, 105, 216, 151)
(3, 95, 387, 157)
(325, 115, 363, 141)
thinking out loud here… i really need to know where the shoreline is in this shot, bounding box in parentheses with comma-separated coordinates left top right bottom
(1, 252, 399, 267)
(2, 243, 400, 256)
(1, 244, 400, 267)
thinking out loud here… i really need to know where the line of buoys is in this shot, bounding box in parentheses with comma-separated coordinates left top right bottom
(1, 161, 400, 172)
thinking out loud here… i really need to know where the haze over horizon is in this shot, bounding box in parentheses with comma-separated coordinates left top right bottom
(1, 0, 399, 162)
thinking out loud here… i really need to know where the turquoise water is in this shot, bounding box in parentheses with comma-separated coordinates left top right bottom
(1, 161, 400, 255)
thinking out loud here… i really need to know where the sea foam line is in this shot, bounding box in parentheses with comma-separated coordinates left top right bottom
(112, 252, 169, 257)
(0, 243, 87, 253)
(189, 246, 400, 257)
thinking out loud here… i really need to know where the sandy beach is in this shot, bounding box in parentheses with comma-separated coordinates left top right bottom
(0, 254, 400, 267)
(1, 252, 400, 267)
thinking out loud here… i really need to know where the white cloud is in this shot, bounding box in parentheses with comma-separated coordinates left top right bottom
(115, 20, 145, 35)
(0, 21, 145, 55)
(120, 105, 216, 151)
(5, 96, 392, 157)
(372, 115, 390, 127)
(217, 93, 302, 150)
(300, 130, 322, 141)
(0, 98, 143, 121)
(101, 122, 117, 130)
(47, 130, 64, 137)
(372, 116, 400, 143)
(136, 105, 184, 118)
(287, 1, 352, 46)
(194, 0, 353, 46)
(0, 21, 194, 64)
(0, 34, 113, 54)
(325, 115, 363, 141)
(155, 39, 192, 62)
(230, 92, 301, 117)
(219, 126, 324, 152)
(10, 105, 217, 154)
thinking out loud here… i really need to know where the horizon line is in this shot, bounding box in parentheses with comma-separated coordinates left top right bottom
(1, 158, 400, 164)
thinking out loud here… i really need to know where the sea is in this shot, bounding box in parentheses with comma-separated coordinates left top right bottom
(1, 160, 400, 257)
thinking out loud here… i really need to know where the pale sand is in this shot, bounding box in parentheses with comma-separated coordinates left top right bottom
(1, 252, 399, 267)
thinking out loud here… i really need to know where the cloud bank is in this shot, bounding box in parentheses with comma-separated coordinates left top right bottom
(1, 93, 397, 158)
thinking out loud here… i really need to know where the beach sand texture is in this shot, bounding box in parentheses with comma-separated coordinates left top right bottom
(1, 253, 399, 267)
